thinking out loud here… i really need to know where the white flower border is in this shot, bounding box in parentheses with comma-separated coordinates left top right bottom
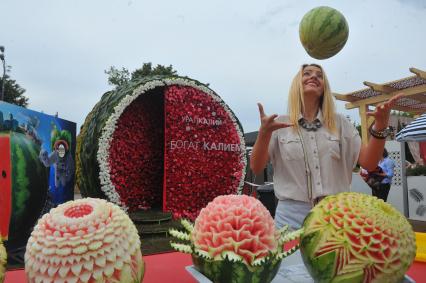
(97, 78, 247, 211)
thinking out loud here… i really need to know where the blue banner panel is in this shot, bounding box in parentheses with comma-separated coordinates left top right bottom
(0, 101, 76, 250)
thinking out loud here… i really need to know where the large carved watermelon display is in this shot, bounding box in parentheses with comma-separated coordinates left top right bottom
(300, 192, 416, 283)
(0, 132, 48, 249)
(77, 76, 246, 219)
(299, 6, 349, 60)
(170, 195, 302, 283)
(25, 198, 144, 283)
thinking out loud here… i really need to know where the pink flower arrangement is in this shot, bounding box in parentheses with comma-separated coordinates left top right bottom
(108, 93, 163, 211)
(164, 85, 245, 220)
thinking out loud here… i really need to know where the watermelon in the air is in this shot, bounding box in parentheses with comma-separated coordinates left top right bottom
(299, 6, 349, 59)
(170, 195, 302, 283)
(300, 192, 416, 283)
(77, 76, 246, 220)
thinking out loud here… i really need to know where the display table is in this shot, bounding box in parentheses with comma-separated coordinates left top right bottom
(5, 252, 426, 282)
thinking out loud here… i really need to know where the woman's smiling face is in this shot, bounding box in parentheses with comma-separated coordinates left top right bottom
(302, 65, 324, 99)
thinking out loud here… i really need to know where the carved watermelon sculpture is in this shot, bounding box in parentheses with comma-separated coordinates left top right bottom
(0, 240, 6, 283)
(299, 6, 349, 59)
(25, 198, 144, 283)
(300, 192, 416, 283)
(77, 76, 246, 220)
(170, 195, 302, 283)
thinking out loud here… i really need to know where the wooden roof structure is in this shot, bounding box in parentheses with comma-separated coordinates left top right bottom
(334, 67, 426, 144)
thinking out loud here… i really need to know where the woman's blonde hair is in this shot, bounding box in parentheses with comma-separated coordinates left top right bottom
(287, 64, 336, 133)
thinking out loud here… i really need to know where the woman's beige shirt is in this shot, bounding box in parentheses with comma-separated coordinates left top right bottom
(268, 112, 361, 202)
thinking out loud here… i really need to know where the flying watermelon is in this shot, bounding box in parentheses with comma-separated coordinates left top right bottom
(299, 6, 349, 59)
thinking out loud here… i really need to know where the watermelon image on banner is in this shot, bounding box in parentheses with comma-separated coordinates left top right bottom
(8, 132, 48, 249)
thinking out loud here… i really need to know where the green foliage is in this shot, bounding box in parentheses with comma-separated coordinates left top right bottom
(391, 110, 414, 118)
(0, 68, 29, 107)
(406, 165, 426, 176)
(105, 62, 178, 88)
(104, 67, 130, 87)
(131, 62, 177, 80)
(354, 122, 362, 138)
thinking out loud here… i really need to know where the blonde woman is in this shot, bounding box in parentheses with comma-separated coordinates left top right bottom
(250, 64, 402, 230)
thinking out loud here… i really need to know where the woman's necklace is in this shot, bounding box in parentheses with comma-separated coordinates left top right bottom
(298, 118, 322, 131)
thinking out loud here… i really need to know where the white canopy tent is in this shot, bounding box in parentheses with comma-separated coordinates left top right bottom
(394, 113, 426, 219)
(396, 113, 426, 142)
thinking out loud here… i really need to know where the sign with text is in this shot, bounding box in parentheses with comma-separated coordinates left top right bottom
(164, 85, 245, 219)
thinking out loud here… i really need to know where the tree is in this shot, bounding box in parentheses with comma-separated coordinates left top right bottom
(0, 67, 29, 107)
(104, 67, 130, 87)
(105, 63, 178, 88)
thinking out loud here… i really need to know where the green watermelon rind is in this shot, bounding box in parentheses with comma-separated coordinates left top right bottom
(300, 230, 334, 282)
(300, 210, 342, 283)
(192, 254, 281, 283)
(77, 75, 246, 209)
(299, 6, 349, 60)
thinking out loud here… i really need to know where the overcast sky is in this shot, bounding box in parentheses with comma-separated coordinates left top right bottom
(2, 0, 426, 133)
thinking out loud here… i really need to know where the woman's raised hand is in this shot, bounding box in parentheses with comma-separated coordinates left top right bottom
(257, 103, 293, 134)
(366, 93, 404, 130)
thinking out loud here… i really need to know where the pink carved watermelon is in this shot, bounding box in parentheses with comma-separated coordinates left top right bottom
(25, 198, 144, 283)
(170, 195, 302, 283)
(300, 192, 416, 283)
(299, 6, 349, 59)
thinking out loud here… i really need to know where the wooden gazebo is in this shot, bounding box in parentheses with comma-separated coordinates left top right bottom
(334, 67, 426, 144)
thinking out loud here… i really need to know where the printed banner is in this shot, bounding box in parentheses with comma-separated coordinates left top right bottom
(0, 101, 76, 249)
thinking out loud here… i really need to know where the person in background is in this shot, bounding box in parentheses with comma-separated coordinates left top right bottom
(373, 148, 395, 201)
(250, 63, 402, 230)
(365, 165, 384, 191)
